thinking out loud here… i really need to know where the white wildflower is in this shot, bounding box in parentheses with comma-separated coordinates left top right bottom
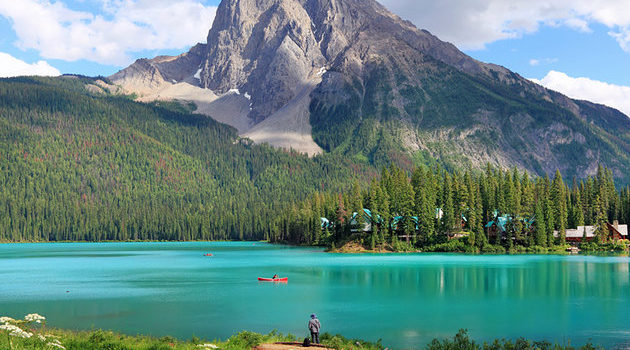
(197, 344, 219, 349)
(0, 324, 21, 332)
(24, 313, 46, 323)
(0, 316, 15, 324)
(47, 342, 66, 349)
(39, 334, 47, 341)
(10, 328, 33, 338)
(1, 323, 33, 338)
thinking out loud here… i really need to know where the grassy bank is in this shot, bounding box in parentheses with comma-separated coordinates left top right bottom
(0, 328, 605, 350)
(1, 315, 604, 350)
(0, 328, 385, 350)
(0, 314, 384, 350)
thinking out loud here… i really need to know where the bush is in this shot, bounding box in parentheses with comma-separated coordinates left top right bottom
(427, 329, 478, 350)
(88, 329, 108, 344)
(427, 329, 603, 350)
(101, 342, 132, 350)
(423, 239, 467, 253)
(224, 331, 264, 349)
(580, 240, 629, 252)
(481, 244, 506, 254)
(319, 332, 385, 350)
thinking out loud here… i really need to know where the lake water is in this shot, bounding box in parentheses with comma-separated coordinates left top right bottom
(1, 242, 629, 349)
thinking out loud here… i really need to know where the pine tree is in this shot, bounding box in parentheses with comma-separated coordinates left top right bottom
(412, 168, 435, 243)
(521, 170, 534, 215)
(571, 187, 585, 228)
(544, 197, 555, 246)
(442, 173, 456, 234)
(551, 170, 568, 244)
(593, 194, 608, 243)
(534, 202, 547, 247)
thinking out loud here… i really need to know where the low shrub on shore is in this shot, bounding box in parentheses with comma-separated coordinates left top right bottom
(579, 240, 629, 252)
(428, 329, 602, 350)
(319, 333, 384, 350)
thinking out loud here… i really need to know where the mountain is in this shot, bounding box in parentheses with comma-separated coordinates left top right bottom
(111, 0, 630, 183)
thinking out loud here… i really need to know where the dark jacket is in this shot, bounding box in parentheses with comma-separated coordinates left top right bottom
(308, 318, 321, 333)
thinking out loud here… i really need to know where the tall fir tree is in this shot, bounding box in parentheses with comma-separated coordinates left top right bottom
(534, 201, 547, 247)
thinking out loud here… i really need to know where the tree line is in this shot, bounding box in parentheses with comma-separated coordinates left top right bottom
(274, 163, 630, 252)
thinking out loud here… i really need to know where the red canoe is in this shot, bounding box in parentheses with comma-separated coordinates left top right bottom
(258, 277, 288, 282)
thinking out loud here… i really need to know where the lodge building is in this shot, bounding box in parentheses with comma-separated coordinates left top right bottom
(555, 220, 628, 242)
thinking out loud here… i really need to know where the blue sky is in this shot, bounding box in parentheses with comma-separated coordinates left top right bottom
(0, 0, 629, 115)
(470, 23, 630, 86)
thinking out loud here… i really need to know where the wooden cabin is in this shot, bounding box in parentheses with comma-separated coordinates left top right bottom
(556, 221, 628, 242)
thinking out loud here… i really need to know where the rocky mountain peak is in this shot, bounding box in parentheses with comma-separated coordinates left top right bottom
(112, 0, 501, 126)
(200, 0, 327, 122)
(110, 0, 630, 180)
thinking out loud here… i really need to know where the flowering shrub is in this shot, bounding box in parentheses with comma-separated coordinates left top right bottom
(0, 313, 64, 350)
(25, 314, 46, 324)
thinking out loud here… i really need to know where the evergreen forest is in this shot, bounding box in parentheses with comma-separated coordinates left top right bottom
(279, 164, 630, 253)
(1, 76, 630, 253)
(0, 76, 370, 242)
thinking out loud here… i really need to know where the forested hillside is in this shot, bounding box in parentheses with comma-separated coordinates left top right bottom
(0, 76, 370, 242)
(2, 76, 629, 247)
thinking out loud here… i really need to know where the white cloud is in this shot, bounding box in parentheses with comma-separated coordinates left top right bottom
(0, 0, 217, 66)
(531, 71, 630, 117)
(378, 0, 630, 51)
(0, 52, 60, 77)
(610, 27, 630, 52)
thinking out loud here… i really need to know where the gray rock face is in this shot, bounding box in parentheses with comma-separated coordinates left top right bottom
(111, 44, 206, 90)
(200, 0, 325, 122)
(113, 0, 512, 126)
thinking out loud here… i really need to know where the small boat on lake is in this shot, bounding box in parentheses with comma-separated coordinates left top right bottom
(203, 253, 213, 256)
(258, 277, 288, 282)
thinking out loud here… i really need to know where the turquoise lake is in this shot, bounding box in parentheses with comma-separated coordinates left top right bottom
(1, 242, 629, 349)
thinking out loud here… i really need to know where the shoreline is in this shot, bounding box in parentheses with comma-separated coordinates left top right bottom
(0, 324, 380, 350)
(328, 240, 630, 255)
(1, 239, 628, 256)
(0, 324, 608, 350)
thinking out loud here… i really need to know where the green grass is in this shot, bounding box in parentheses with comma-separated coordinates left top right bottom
(0, 328, 389, 350)
(0, 327, 606, 350)
(427, 329, 602, 350)
(0, 328, 296, 350)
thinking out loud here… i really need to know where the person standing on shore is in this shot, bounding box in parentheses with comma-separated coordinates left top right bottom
(308, 314, 321, 344)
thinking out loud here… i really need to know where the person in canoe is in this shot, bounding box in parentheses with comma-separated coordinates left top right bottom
(272, 274, 278, 279)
